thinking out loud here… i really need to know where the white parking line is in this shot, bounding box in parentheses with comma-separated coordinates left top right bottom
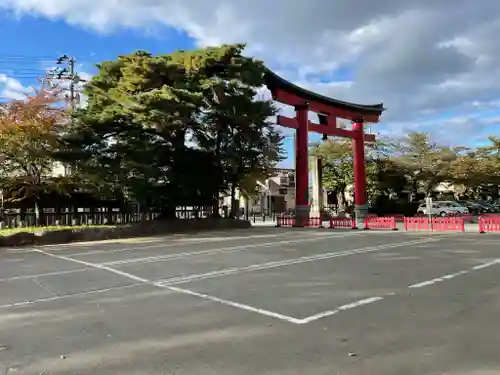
(20, 240, 500, 325)
(409, 270, 470, 288)
(0, 268, 89, 283)
(32, 249, 303, 323)
(65, 232, 321, 256)
(166, 285, 303, 324)
(409, 259, 500, 288)
(27, 238, 438, 325)
(0, 284, 141, 309)
(98, 232, 373, 266)
(298, 296, 388, 324)
(471, 259, 500, 270)
(155, 238, 441, 286)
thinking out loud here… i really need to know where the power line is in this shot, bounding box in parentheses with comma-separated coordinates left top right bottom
(0, 54, 59, 60)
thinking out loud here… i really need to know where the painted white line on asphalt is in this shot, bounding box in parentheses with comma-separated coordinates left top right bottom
(99, 232, 370, 266)
(155, 238, 441, 286)
(0, 268, 89, 283)
(34, 249, 304, 324)
(409, 259, 500, 289)
(297, 296, 387, 324)
(34, 250, 152, 284)
(165, 285, 303, 324)
(38, 237, 492, 326)
(0, 284, 141, 309)
(409, 279, 436, 288)
(67, 233, 304, 256)
(409, 270, 469, 289)
(30, 277, 58, 297)
(63, 232, 333, 257)
(471, 259, 500, 270)
(6, 233, 283, 255)
(177, 233, 309, 242)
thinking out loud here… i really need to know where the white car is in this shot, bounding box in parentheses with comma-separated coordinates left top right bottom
(417, 201, 469, 217)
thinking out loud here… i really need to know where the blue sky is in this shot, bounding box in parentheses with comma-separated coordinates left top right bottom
(0, 14, 195, 80)
(1, 1, 500, 168)
(0, 13, 310, 168)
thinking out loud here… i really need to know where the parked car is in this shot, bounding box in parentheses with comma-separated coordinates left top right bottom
(456, 200, 490, 215)
(475, 201, 499, 213)
(417, 201, 469, 217)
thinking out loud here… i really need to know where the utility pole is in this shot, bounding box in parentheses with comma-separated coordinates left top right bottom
(46, 55, 82, 178)
(47, 55, 81, 110)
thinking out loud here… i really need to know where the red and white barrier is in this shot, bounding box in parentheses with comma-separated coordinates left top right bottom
(431, 217, 465, 232)
(276, 215, 324, 228)
(404, 217, 464, 232)
(307, 216, 324, 228)
(479, 216, 500, 233)
(446, 213, 474, 223)
(329, 217, 355, 229)
(404, 217, 430, 231)
(364, 217, 397, 230)
(480, 213, 500, 218)
(276, 215, 294, 227)
(385, 213, 405, 222)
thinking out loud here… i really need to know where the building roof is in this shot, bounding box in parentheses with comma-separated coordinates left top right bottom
(264, 69, 385, 116)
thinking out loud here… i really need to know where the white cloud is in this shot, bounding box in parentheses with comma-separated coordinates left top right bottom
(4, 0, 500, 141)
(0, 74, 27, 100)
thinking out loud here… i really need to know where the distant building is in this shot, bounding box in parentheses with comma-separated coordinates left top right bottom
(220, 168, 297, 214)
(49, 161, 72, 177)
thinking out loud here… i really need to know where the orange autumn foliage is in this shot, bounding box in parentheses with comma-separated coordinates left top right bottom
(0, 82, 70, 201)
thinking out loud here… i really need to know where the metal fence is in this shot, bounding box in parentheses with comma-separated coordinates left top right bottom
(0, 206, 214, 229)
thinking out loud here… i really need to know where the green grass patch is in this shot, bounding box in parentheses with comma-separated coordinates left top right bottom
(0, 225, 117, 236)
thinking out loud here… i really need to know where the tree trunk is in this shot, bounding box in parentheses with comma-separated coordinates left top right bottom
(411, 179, 418, 201)
(230, 182, 237, 218)
(337, 189, 346, 212)
(212, 194, 221, 218)
(211, 130, 223, 218)
(34, 198, 45, 227)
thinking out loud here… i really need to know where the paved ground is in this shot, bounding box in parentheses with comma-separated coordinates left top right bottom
(1, 227, 500, 374)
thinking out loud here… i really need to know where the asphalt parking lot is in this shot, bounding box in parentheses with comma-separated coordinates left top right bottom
(1, 227, 500, 374)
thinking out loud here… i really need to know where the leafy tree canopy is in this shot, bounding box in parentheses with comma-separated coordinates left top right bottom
(58, 44, 283, 216)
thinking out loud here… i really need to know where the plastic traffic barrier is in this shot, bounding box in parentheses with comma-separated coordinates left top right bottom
(276, 215, 294, 227)
(385, 213, 405, 222)
(364, 217, 397, 230)
(276, 215, 324, 227)
(329, 217, 356, 229)
(431, 217, 465, 232)
(446, 213, 474, 223)
(308, 216, 324, 228)
(479, 216, 500, 233)
(404, 217, 430, 231)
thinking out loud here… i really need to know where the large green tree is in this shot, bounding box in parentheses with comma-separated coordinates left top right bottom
(391, 132, 456, 198)
(311, 138, 388, 210)
(58, 44, 283, 217)
(449, 137, 500, 198)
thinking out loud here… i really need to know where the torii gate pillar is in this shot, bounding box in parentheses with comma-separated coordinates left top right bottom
(352, 118, 368, 227)
(294, 104, 310, 225)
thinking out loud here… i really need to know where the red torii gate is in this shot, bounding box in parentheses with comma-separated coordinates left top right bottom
(264, 70, 385, 226)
